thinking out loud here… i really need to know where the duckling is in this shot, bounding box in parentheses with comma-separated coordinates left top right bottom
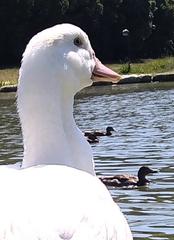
(86, 133, 99, 144)
(99, 166, 158, 187)
(84, 126, 115, 137)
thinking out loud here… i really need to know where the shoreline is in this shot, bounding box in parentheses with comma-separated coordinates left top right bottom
(0, 72, 174, 93)
(93, 72, 174, 86)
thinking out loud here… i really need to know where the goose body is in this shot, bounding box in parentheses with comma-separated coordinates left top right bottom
(100, 166, 158, 187)
(0, 165, 131, 239)
(0, 23, 132, 239)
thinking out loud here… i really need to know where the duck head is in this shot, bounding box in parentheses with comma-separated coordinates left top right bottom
(137, 166, 158, 186)
(106, 126, 115, 134)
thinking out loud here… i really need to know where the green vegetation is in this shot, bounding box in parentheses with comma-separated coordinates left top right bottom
(0, 0, 174, 66)
(109, 57, 174, 74)
(0, 68, 18, 87)
(1, 57, 174, 87)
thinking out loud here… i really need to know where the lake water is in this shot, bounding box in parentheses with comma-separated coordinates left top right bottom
(0, 82, 174, 240)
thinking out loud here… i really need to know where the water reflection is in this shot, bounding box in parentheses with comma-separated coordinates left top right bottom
(0, 82, 174, 239)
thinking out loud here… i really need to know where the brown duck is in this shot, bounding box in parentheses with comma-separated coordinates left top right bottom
(86, 133, 99, 144)
(84, 126, 115, 137)
(99, 166, 158, 187)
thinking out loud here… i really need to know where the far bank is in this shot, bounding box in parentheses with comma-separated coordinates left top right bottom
(0, 57, 174, 91)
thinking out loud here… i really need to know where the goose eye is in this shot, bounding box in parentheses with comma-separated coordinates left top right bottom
(74, 37, 83, 47)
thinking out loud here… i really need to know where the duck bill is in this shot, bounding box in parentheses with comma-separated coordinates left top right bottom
(151, 170, 158, 174)
(91, 57, 122, 83)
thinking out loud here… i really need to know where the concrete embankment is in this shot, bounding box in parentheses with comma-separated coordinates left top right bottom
(0, 73, 174, 92)
(0, 85, 17, 93)
(93, 72, 174, 86)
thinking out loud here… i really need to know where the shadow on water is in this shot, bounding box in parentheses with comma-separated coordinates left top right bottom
(1, 82, 174, 239)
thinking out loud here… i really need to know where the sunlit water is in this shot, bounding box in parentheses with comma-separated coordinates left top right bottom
(0, 82, 174, 240)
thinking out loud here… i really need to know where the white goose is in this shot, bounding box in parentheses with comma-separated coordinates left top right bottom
(0, 23, 133, 239)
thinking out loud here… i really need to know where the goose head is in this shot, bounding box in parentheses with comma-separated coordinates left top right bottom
(20, 24, 120, 97)
(18, 23, 121, 173)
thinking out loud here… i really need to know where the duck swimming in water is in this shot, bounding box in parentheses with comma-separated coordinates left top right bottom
(99, 166, 158, 187)
(84, 126, 115, 137)
(0, 24, 133, 239)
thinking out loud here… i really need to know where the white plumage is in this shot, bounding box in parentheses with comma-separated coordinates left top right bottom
(0, 23, 132, 239)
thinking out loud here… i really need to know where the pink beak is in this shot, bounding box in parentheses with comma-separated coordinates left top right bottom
(91, 57, 121, 83)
